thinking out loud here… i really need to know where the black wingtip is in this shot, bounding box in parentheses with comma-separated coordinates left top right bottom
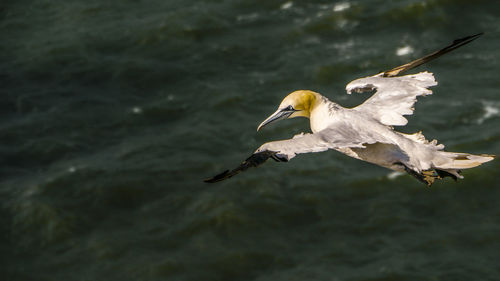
(455, 32, 483, 43)
(203, 150, 279, 183)
(451, 32, 484, 47)
(204, 170, 231, 183)
(382, 32, 484, 77)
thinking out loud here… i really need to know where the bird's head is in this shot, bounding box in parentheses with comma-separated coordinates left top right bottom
(257, 90, 319, 131)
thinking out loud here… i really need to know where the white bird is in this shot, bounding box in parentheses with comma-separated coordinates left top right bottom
(205, 33, 495, 185)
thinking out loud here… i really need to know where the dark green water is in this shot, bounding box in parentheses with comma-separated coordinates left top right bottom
(2, 1, 500, 280)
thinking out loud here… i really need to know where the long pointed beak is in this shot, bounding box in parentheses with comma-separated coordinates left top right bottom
(257, 109, 293, 131)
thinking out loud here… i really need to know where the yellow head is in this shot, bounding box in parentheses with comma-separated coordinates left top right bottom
(257, 90, 319, 131)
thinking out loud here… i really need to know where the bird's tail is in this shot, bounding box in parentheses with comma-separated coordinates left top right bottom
(427, 152, 495, 183)
(434, 152, 495, 170)
(406, 152, 494, 186)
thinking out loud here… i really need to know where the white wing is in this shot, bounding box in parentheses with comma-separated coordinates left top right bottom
(204, 122, 397, 182)
(345, 71, 437, 126)
(256, 121, 394, 161)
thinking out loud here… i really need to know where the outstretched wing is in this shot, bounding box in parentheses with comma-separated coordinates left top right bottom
(204, 123, 392, 183)
(345, 33, 483, 127)
(381, 33, 482, 77)
(346, 71, 437, 126)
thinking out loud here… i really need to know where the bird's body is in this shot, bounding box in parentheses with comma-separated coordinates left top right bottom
(205, 33, 494, 185)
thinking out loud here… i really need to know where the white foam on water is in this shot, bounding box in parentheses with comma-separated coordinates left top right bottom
(477, 100, 500, 124)
(280, 1, 293, 10)
(387, 171, 404, 180)
(396, 45, 414, 56)
(333, 2, 351, 12)
(131, 106, 143, 114)
(237, 13, 260, 23)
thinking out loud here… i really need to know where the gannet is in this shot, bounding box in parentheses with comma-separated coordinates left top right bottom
(205, 33, 495, 185)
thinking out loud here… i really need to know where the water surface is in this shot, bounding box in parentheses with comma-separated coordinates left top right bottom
(1, 1, 500, 280)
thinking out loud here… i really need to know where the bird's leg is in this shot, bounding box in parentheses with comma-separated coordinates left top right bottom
(394, 162, 435, 186)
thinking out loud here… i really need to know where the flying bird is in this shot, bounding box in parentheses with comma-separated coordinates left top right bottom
(205, 33, 494, 185)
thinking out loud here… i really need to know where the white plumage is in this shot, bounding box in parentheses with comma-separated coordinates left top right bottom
(205, 33, 494, 185)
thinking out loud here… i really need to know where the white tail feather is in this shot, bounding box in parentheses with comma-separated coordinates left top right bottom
(435, 152, 495, 170)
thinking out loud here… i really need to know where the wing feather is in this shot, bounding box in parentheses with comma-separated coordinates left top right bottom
(381, 33, 483, 77)
(344, 33, 483, 127)
(257, 123, 392, 161)
(204, 122, 393, 182)
(346, 72, 437, 126)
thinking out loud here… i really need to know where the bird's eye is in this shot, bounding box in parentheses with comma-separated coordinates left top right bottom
(281, 105, 296, 112)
